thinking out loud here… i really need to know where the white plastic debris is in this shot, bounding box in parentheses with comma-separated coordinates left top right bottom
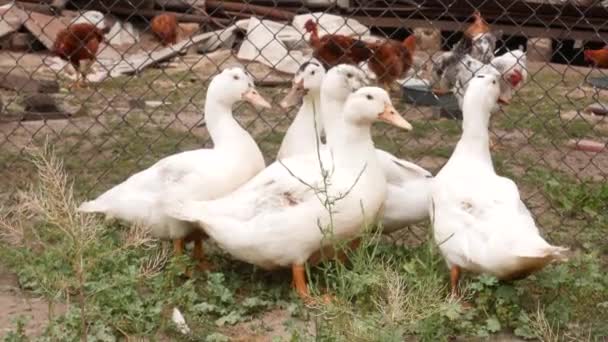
(145, 100, 169, 108)
(237, 17, 306, 74)
(292, 12, 370, 38)
(45, 56, 109, 83)
(107, 21, 139, 46)
(71, 11, 106, 30)
(171, 308, 191, 335)
(0, 1, 14, 11)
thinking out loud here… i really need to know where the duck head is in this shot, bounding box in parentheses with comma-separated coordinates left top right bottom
(463, 69, 504, 114)
(343, 87, 412, 131)
(280, 60, 325, 109)
(321, 64, 370, 102)
(209, 67, 271, 109)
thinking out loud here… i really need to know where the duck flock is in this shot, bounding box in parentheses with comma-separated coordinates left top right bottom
(77, 13, 569, 303)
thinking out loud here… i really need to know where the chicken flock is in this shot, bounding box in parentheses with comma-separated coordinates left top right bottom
(51, 10, 606, 94)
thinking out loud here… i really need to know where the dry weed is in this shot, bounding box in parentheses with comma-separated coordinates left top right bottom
(139, 245, 170, 279)
(376, 265, 445, 326)
(123, 223, 158, 250)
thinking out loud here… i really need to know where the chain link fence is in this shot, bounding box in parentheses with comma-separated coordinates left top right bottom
(0, 0, 606, 252)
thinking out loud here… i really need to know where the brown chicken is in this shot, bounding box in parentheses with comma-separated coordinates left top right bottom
(53, 23, 108, 88)
(367, 35, 416, 91)
(304, 19, 372, 68)
(151, 13, 178, 46)
(465, 10, 490, 38)
(584, 46, 608, 68)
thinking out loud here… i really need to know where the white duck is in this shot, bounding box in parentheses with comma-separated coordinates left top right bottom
(165, 87, 412, 300)
(276, 60, 325, 159)
(430, 70, 568, 297)
(318, 64, 433, 233)
(78, 67, 271, 270)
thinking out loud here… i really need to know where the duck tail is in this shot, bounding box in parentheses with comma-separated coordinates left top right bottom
(78, 200, 104, 213)
(515, 241, 570, 263)
(543, 245, 570, 262)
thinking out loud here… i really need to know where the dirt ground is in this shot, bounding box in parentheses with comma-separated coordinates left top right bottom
(0, 264, 66, 339)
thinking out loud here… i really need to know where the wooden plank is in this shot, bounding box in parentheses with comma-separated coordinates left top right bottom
(0, 6, 27, 39)
(352, 16, 607, 41)
(206, 0, 295, 21)
(105, 29, 229, 77)
(21, 11, 70, 50)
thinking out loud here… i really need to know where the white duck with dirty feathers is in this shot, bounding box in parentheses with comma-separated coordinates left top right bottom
(319, 64, 432, 233)
(165, 87, 412, 300)
(277, 60, 325, 160)
(78, 68, 271, 269)
(430, 70, 568, 296)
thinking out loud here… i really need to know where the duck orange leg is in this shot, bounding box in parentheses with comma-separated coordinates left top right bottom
(192, 238, 212, 271)
(335, 238, 362, 264)
(450, 265, 461, 298)
(292, 264, 310, 301)
(173, 239, 185, 255)
(173, 239, 192, 277)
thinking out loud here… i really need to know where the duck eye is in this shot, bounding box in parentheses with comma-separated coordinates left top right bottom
(233, 75, 239, 80)
(347, 73, 353, 78)
(366, 94, 373, 100)
(311, 70, 315, 75)
(492, 80, 496, 85)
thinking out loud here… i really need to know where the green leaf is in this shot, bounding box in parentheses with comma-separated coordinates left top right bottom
(215, 310, 243, 327)
(485, 317, 501, 333)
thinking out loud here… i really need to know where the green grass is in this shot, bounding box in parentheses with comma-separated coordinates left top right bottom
(1, 66, 607, 340)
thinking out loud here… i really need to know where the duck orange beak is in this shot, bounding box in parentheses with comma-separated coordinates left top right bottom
(242, 88, 271, 109)
(498, 96, 510, 105)
(379, 103, 412, 131)
(280, 79, 305, 109)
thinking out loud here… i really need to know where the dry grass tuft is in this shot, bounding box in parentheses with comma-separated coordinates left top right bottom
(375, 265, 445, 326)
(123, 223, 158, 250)
(531, 305, 560, 342)
(20, 143, 102, 246)
(139, 245, 170, 279)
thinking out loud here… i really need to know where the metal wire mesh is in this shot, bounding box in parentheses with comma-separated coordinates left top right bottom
(0, 0, 606, 251)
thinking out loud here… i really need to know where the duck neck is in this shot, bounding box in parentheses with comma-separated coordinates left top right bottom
(453, 97, 493, 166)
(321, 95, 346, 147)
(204, 100, 253, 150)
(330, 118, 376, 169)
(279, 91, 323, 157)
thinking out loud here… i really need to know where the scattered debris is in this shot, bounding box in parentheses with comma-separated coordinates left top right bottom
(586, 77, 608, 90)
(106, 21, 139, 47)
(196, 24, 240, 53)
(292, 12, 370, 37)
(561, 109, 608, 133)
(237, 17, 306, 74)
(584, 102, 608, 116)
(171, 307, 191, 335)
(22, 11, 70, 51)
(145, 100, 170, 108)
(0, 6, 27, 40)
(568, 139, 606, 153)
